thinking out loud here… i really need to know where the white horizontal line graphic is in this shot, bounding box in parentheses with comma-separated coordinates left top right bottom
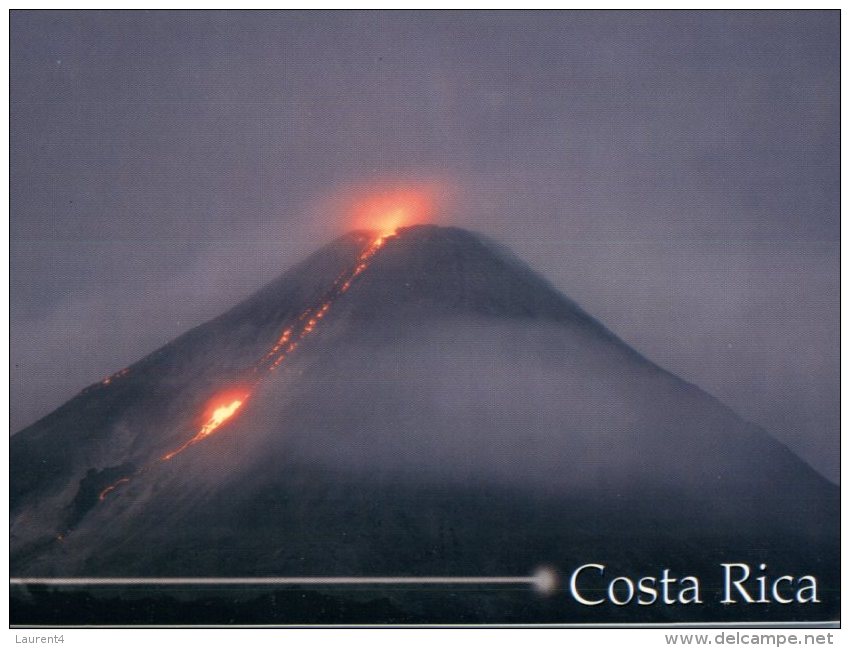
(10, 568, 560, 593)
(11, 576, 534, 586)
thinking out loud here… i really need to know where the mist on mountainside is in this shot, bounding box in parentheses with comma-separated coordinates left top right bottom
(10, 225, 838, 623)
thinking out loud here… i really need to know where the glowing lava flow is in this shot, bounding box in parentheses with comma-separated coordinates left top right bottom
(255, 233, 389, 373)
(161, 396, 247, 461)
(155, 231, 394, 464)
(98, 478, 130, 501)
(102, 367, 130, 386)
(94, 231, 395, 505)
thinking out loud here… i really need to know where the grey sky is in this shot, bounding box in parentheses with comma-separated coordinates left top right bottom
(10, 10, 839, 481)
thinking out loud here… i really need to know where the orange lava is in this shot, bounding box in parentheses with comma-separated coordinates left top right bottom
(90, 220, 406, 516)
(101, 367, 130, 386)
(98, 477, 130, 501)
(94, 229, 399, 513)
(160, 230, 395, 462)
(198, 398, 245, 438)
(260, 232, 391, 373)
(162, 392, 248, 460)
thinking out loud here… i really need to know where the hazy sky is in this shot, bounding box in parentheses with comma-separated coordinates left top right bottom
(10, 11, 839, 481)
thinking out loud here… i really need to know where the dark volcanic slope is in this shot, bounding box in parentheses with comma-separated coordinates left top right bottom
(10, 225, 838, 622)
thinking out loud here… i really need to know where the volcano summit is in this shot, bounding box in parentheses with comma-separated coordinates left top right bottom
(10, 225, 839, 625)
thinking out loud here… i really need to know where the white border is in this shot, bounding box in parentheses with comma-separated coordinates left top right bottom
(3, 6, 846, 646)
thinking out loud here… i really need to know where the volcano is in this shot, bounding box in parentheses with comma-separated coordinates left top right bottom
(10, 225, 839, 625)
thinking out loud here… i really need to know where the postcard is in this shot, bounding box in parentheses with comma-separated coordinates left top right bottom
(9, 10, 839, 628)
